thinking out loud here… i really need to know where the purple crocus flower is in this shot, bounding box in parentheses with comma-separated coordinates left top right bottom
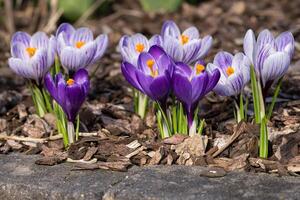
(207, 51, 251, 96)
(121, 45, 173, 105)
(243, 29, 294, 88)
(172, 61, 220, 127)
(44, 69, 90, 122)
(8, 31, 56, 83)
(160, 20, 213, 64)
(119, 33, 162, 65)
(56, 23, 109, 73)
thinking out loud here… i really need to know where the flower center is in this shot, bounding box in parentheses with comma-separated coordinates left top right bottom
(67, 78, 75, 86)
(196, 64, 205, 75)
(226, 66, 234, 76)
(180, 34, 189, 45)
(76, 41, 85, 48)
(26, 47, 37, 57)
(135, 43, 145, 53)
(146, 59, 158, 77)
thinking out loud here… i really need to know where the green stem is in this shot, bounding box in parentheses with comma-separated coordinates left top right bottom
(137, 92, 148, 119)
(266, 77, 283, 120)
(197, 119, 205, 135)
(67, 121, 75, 144)
(250, 65, 261, 123)
(239, 92, 244, 121)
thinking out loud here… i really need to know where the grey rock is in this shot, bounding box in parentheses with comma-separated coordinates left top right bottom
(0, 153, 299, 200)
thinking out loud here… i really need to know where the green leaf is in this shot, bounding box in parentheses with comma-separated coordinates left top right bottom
(250, 65, 261, 123)
(259, 117, 268, 158)
(58, 0, 94, 21)
(266, 77, 283, 120)
(139, 0, 182, 12)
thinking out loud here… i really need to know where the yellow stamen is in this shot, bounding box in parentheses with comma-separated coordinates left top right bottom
(180, 34, 189, 45)
(146, 59, 158, 77)
(226, 66, 235, 76)
(67, 78, 75, 86)
(76, 41, 85, 48)
(196, 64, 205, 75)
(26, 47, 37, 57)
(135, 43, 145, 53)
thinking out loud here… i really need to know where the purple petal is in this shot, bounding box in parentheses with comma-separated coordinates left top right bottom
(197, 35, 213, 59)
(30, 32, 49, 49)
(65, 83, 85, 122)
(191, 72, 208, 102)
(243, 29, 256, 63)
(175, 62, 192, 77)
(149, 34, 163, 47)
(11, 32, 30, 47)
(172, 72, 192, 106)
(182, 27, 199, 40)
(73, 69, 90, 94)
(11, 42, 29, 59)
(121, 62, 143, 91)
(205, 69, 220, 94)
(161, 20, 181, 38)
(30, 49, 49, 81)
(149, 75, 171, 101)
(91, 34, 109, 64)
(275, 32, 294, 58)
(44, 72, 58, 102)
(128, 33, 149, 53)
(8, 58, 33, 79)
(57, 74, 66, 107)
(182, 39, 201, 64)
(148, 45, 166, 60)
(137, 52, 156, 75)
(213, 51, 233, 70)
(232, 53, 250, 84)
(135, 70, 154, 99)
(257, 29, 275, 48)
(163, 35, 184, 62)
(70, 27, 93, 46)
(56, 23, 75, 39)
(261, 52, 290, 86)
(254, 43, 276, 74)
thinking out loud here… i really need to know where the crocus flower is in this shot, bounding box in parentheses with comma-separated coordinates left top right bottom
(207, 51, 251, 96)
(8, 31, 56, 83)
(243, 29, 294, 87)
(56, 23, 109, 73)
(172, 61, 220, 127)
(119, 33, 162, 65)
(44, 69, 90, 122)
(160, 20, 213, 64)
(121, 45, 173, 105)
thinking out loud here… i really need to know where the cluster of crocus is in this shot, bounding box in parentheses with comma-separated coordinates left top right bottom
(243, 29, 294, 158)
(8, 23, 108, 146)
(121, 21, 218, 137)
(120, 21, 295, 159)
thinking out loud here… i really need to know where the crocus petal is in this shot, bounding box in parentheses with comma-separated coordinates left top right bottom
(11, 42, 29, 59)
(56, 23, 75, 40)
(135, 70, 154, 99)
(205, 69, 220, 94)
(256, 29, 275, 48)
(91, 34, 109, 64)
(261, 52, 290, 86)
(70, 27, 94, 45)
(213, 51, 233, 71)
(57, 73, 67, 107)
(65, 83, 85, 122)
(182, 39, 201, 64)
(172, 72, 192, 106)
(275, 31, 295, 58)
(30, 32, 49, 49)
(197, 35, 213, 59)
(44, 72, 58, 101)
(138, 52, 156, 75)
(11, 32, 30, 47)
(47, 36, 56, 67)
(161, 20, 181, 38)
(156, 53, 172, 75)
(163, 35, 184, 62)
(8, 58, 33, 79)
(73, 69, 90, 94)
(121, 62, 143, 91)
(148, 45, 166, 60)
(232, 53, 250, 84)
(191, 72, 208, 102)
(128, 33, 149, 53)
(30, 49, 49, 82)
(149, 75, 171, 102)
(175, 62, 192, 77)
(182, 27, 199, 40)
(243, 29, 256, 64)
(149, 34, 163, 47)
(254, 43, 276, 74)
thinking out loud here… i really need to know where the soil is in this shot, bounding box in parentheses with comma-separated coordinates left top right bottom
(0, 0, 300, 175)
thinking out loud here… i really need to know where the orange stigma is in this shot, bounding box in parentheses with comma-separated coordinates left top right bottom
(67, 78, 75, 86)
(196, 64, 205, 75)
(146, 59, 158, 77)
(26, 47, 37, 57)
(226, 66, 234, 76)
(135, 43, 145, 53)
(180, 34, 189, 45)
(76, 41, 85, 48)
